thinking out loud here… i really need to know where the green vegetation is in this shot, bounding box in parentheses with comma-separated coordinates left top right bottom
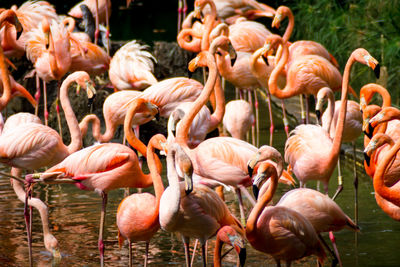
(275, 0, 400, 105)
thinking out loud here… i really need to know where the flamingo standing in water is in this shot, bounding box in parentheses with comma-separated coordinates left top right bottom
(315, 87, 362, 222)
(246, 161, 326, 266)
(116, 133, 166, 267)
(284, 48, 379, 198)
(159, 142, 244, 267)
(27, 98, 159, 266)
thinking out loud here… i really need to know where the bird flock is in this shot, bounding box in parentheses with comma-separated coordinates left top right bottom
(0, 0, 397, 266)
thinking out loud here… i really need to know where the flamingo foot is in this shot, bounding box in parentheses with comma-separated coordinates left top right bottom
(99, 239, 105, 266)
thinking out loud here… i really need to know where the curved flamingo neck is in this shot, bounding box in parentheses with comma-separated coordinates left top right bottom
(177, 29, 201, 52)
(176, 52, 217, 147)
(0, 10, 18, 27)
(199, 0, 218, 51)
(268, 38, 294, 99)
(208, 75, 225, 131)
(213, 234, 224, 267)
(124, 99, 149, 157)
(281, 7, 294, 43)
(0, 46, 12, 109)
(373, 140, 400, 205)
(246, 165, 278, 241)
(360, 83, 391, 109)
(60, 73, 84, 154)
(250, 47, 267, 88)
(79, 114, 116, 143)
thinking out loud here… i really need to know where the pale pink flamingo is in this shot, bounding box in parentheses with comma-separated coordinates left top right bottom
(284, 48, 379, 198)
(116, 133, 166, 266)
(316, 86, 362, 222)
(80, 77, 203, 143)
(277, 188, 359, 267)
(27, 98, 160, 266)
(246, 161, 326, 266)
(0, 1, 57, 58)
(159, 141, 244, 267)
(223, 99, 254, 141)
(109, 40, 157, 91)
(26, 18, 72, 126)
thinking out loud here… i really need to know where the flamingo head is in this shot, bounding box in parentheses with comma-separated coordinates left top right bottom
(252, 162, 277, 200)
(353, 48, 380, 78)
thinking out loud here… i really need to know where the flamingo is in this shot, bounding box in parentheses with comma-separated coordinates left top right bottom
(25, 17, 72, 127)
(109, 40, 157, 91)
(315, 86, 362, 222)
(213, 225, 246, 267)
(159, 141, 244, 267)
(246, 161, 326, 266)
(0, 1, 57, 59)
(116, 134, 166, 266)
(27, 98, 159, 266)
(364, 133, 400, 221)
(266, 34, 358, 125)
(79, 77, 203, 143)
(223, 99, 254, 141)
(359, 83, 391, 112)
(284, 48, 379, 197)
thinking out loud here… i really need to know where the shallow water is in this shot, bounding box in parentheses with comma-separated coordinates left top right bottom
(0, 118, 399, 267)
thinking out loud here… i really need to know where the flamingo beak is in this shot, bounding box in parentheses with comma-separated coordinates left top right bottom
(252, 173, 266, 200)
(271, 13, 282, 28)
(247, 153, 260, 177)
(184, 171, 193, 195)
(155, 108, 160, 121)
(363, 122, 374, 139)
(364, 152, 371, 167)
(238, 247, 247, 267)
(374, 64, 381, 79)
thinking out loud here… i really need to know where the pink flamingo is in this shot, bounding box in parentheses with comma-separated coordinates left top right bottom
(223, 99, 254, 141)
(109, 40, 157, 90)
(315, 86, 362, 221)
(27, 98, 159, 266)
(284, 48, 379, 198)
(116, 133, 166, 266)
(213, 225, 246, 267)
(246, 161, 326, 266)
(0, 1, 57, 58)
(159, 141, 244, 267)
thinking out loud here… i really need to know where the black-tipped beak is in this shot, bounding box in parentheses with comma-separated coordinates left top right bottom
(16, 28, 23, 40)
(88, 94, 95, 112)
(191, 16, 202, 25)
(188, 69, 193, 79)
(262, 54, 269, 66)
(315, 109, 321, 122)
(155, 109, 160, 121)
(374, 64, 380, 79)
(364, 152, 371, 167)
(252, 184, 259, 200)
(239, 247, 247, 267)
(364, 123, 374, 139)
(230, 56, 237, 67)
(184, 173, 193, 195)
(248, 165, 253, 177)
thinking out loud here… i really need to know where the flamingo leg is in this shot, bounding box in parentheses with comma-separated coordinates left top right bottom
(35, 74, 40, 116)
(235, 187, 246, 225)
(329, 231, 343, 267)
(281, 99, 289, 137)
(144, 241, 149, 267)
(105, 0, 110, 55)
(247, 90, 256, 146)
(299, 94, 306, 124)
(99, 191, 108, 267)
(201, 242, 207, 267)
(183, 0, 187, 19)
(352, 141, 358, 224)
(43, 81, 48, 126)
(56, 81, 62, 136)
(318, 233, 339, 267)
(128, 240, 132, 267)
(332, 157, 343, 201)
(262, 88, 273, 146)
(305, 94, 310, 124)
(24, 184, 33, 267)
(183, 236, 191, 267)
(239, 185, 256, 206)
(191, 239, 198, 267)
(177, 0, 183, 33)
(94, 0, 100, 45)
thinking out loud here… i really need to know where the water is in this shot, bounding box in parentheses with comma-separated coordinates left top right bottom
(0, 117, 399, 266)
